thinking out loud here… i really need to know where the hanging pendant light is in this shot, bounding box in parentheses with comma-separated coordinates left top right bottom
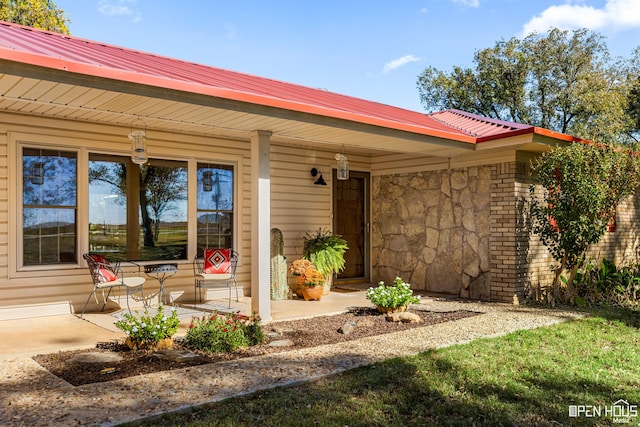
(202, 171, 214, 192)
(335, 146, 349, 180)
(129, 117, 147, 165)
(30, 161, 44, 185)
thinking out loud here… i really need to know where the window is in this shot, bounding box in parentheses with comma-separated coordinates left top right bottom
(197, 163, 233, 249)
(22, 148, 77, 265)
(19, 144, 234, 267)
(89, 155, 188, 261)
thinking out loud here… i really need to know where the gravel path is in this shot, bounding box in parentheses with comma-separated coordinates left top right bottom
(0, 300, 585, 427)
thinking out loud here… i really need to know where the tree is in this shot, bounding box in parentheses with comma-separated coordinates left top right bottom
(528, 142, 640, 304)
(627, 47, 640, 136)
(89, 162, 187, 249)
(417, 28, 637, 142)
(0, 0, 69, 34)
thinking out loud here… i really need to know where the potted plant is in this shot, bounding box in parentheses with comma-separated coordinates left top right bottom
(288, 258, 315, 297)
(288, 259, 325, 301)
(114, 304, 180, 350)
(366, 277, 421, 314)
(302, 228, 348, 295)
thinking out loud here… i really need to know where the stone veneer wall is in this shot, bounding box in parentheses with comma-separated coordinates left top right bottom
(372, 166, 492, 300)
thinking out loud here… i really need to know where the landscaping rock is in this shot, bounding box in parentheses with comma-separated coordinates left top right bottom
(338, 321, 357, 335)
(268, 339, 294, 347)
(385, 312, 422, 323)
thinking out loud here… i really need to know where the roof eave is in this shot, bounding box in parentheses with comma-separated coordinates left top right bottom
(0, 47, 479, 144)
(475, 126, 582, 144)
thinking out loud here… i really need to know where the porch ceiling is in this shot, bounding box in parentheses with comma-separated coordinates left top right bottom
(0, 64, 476, 157)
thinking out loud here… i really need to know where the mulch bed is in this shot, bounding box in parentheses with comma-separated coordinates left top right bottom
(33, 307, 480, 386)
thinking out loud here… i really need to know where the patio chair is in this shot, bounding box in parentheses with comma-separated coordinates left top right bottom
(193, 248, 239, 308)
(80, 253, 146, 318)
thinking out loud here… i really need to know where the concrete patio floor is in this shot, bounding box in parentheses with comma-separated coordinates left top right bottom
(0, 287, 372, 358)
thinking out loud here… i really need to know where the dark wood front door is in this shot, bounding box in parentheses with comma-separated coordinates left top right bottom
(333, 170, 369, 282)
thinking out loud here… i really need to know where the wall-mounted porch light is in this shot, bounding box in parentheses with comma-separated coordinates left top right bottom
(202, 170, 214, 192)
(129, 117, 147, 165)
(335, 147, 349, 180)
(310, 167, 327, 185)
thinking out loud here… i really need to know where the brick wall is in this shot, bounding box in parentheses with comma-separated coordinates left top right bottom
(489, 162, 532, 302)
(515, 161, 640, 300)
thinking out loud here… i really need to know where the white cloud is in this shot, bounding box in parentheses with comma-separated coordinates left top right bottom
(452, 0, 480, 8)
(383, 54, 421, 74)
(98, 0, 137, 18)
(522, 0, 640, 36)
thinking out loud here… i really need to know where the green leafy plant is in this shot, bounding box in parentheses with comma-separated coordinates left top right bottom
(568, 257, 640, 307)
(184, 311, 264, 353)
(114, 304, 180, 343)
(366, 277, 420, 309)
(302, 228, 348, 277)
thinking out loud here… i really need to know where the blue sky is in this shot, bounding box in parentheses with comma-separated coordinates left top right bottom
(54, 0, 640, 112)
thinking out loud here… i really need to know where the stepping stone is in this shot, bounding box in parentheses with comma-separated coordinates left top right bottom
(68, 351, 123, 364)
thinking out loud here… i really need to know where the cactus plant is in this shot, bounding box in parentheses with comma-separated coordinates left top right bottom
(270, 228, 288, 300)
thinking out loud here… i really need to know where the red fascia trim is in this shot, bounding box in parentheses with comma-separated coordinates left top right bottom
(475, 126, 583, 143)
(532, 127, 585, 143)
(0, 47, 478, 144)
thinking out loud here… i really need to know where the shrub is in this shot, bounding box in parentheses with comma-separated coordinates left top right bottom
(569, 258, 640, 307)
(185, 311, 264, 353)
(114, 304, 180, 343)
(366, 277, 420, 309)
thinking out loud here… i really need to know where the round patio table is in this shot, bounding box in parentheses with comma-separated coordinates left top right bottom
(144, 263, 178, 305)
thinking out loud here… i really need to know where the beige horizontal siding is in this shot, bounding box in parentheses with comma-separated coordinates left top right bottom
(371, 149, 516, 176)
(0, 112, 255, 311)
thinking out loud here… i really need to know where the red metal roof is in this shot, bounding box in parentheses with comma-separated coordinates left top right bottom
(0, 21, 577, 145)
(429, 109, 532, 138)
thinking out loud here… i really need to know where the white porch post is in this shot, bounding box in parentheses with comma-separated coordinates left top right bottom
(250, 130, 272, 321)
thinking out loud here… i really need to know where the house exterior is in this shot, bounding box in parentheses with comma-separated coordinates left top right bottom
(0, 21, 637, 321)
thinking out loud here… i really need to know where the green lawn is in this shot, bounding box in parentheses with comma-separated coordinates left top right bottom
(125, 307, 640, 427)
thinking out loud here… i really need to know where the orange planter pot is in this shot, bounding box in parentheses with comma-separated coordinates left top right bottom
(300, 285, 323, 301)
